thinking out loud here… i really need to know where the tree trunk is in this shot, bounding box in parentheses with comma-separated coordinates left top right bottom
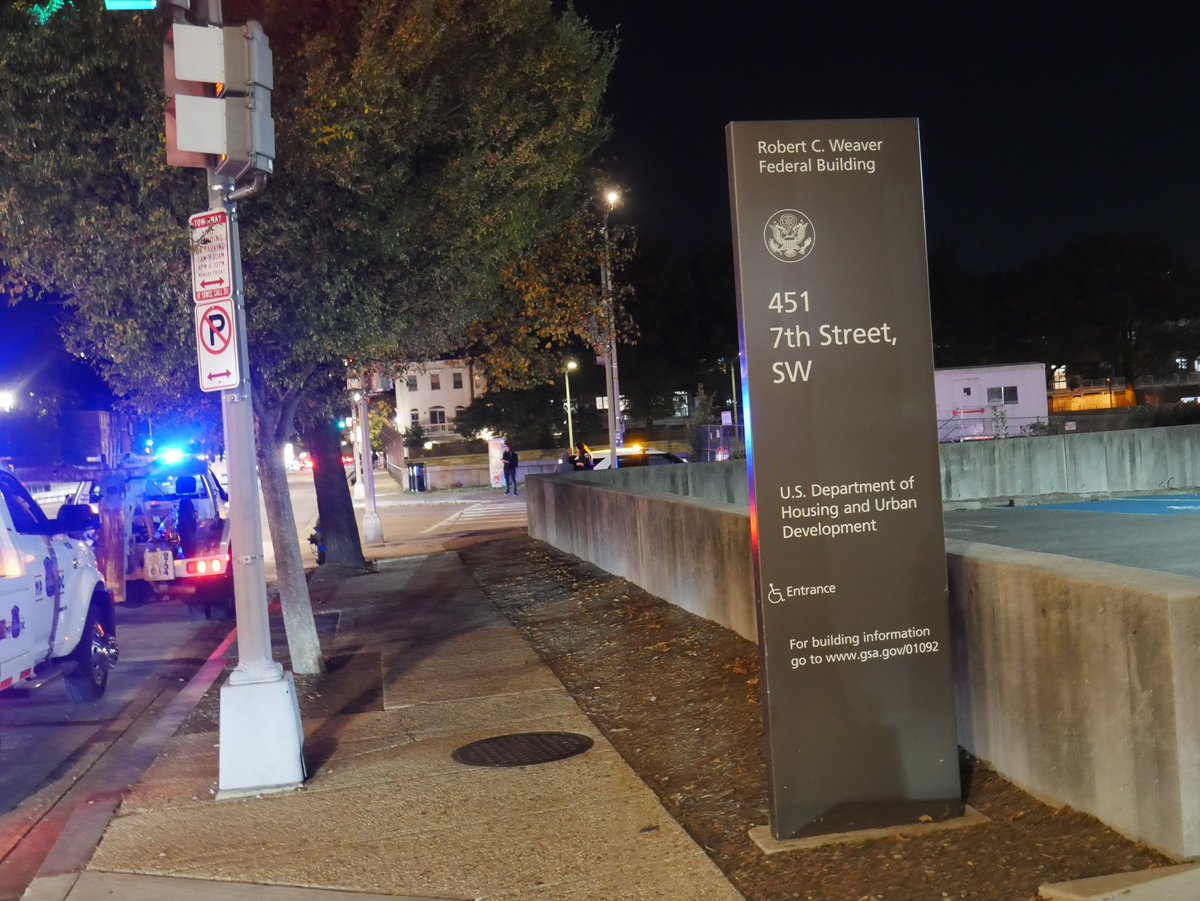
(302, 419, 368, 570)
(255, 410, 326, 675)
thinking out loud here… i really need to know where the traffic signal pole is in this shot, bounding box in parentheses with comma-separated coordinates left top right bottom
(184, 0, 304, 797)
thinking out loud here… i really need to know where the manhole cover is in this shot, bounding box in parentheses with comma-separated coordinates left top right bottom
(451, 731, 594, 767)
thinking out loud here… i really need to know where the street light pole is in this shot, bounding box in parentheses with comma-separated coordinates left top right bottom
(564, 360, 577, 450)
(600, 189, 622, 468)
(350, 396, 364, 500)
(357, 376, 383, 544)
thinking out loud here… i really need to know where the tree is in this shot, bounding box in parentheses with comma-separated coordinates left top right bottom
(402, 422, 427, 450)
(454, 385, 563, 447)
(465, 201, 636, 390)
(367, 395, 394, 458)
(0, 1, 615, 672)
(294, 365, 367, 571)
(618, 238, 702, 426)
(1013, 235, 1199, 383)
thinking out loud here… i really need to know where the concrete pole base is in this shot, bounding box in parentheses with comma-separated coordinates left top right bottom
(354, 480, 365, 500)
(363, 511, 384, 545)
(217, 672, 305, 798)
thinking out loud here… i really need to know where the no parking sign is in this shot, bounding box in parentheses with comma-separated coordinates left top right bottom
(194, 299, 240, 392)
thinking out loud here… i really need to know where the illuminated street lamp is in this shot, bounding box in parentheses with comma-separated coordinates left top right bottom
(564, 360, 578, 450)
(0, 391, 13, 413)
(600, 188, 623, 468)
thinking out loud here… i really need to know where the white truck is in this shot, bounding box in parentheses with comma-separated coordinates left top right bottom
(74, 455, 233, 619)
(0, 469, 118, 702)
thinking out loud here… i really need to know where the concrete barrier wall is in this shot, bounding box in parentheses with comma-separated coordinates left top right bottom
(527, 460, 1200, 858)
(947, 540, 1200, 859)
(526, 470, 757, 642)
(385, 459, 564, 492)
(939, 423, 1200, 502)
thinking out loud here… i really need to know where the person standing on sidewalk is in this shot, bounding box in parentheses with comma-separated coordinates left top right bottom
(502, 443, 519, 495)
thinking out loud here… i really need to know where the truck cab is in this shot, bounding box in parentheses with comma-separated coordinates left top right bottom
(0, 470, 117, 701)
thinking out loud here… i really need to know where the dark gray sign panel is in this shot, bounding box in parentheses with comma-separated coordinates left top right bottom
(726, 119, 961, 840)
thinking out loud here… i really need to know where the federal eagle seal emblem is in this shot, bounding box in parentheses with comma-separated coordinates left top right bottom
(763, 209, 814, 262)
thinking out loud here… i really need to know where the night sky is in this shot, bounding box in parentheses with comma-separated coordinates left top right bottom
(571, 2, 1200, 273)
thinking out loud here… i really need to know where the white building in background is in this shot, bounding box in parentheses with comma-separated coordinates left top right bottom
(934, 363, 1049, 442)
(394, 359, 485, 443)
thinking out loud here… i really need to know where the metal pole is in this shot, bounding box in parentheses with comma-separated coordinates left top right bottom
(189, 0, 280, 687)
(351, 401, 364, 500)
(730, 356, 739, 432)
(565, 365, 575, 451)
(192, 0, 301, 798)
(359, 380, 382, 544)
(601, 208, 622, 468)
(218, 199, 280, 683)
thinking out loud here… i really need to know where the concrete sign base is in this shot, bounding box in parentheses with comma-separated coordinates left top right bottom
(217, 673, 305, 797)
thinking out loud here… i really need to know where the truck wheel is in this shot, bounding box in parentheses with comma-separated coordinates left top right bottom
(124, 579, 153, 607)
(211, 580, 236, 621)
(64, 603, 113, 703)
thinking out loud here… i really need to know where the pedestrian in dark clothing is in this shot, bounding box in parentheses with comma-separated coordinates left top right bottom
(502, 443, 519, 495)
(573, 442, 593, 470)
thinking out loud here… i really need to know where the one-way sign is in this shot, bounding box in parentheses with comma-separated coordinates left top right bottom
(194, 299, 240, 392)
(189, 210, 233, 303)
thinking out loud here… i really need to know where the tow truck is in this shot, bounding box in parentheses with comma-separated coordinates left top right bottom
(72, 453, 234, 619)
(0, 469, 118, 702)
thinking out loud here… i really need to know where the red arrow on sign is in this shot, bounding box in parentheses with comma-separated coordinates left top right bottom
(207, 370, 232, 381)
(200, 277, 227, 288)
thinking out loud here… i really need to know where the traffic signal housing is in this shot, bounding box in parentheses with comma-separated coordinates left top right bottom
(165, 21, 275, 178)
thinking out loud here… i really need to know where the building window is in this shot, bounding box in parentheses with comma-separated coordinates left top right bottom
(672, 391, 690, 417)
(452, 372, 463, 390)
(962, 387, 972, 397)
(987, 386, 1018, 404)
(430, 374, 441, 390)
(410, 409, 419, 427)
(406, 375, 417, 392)
(429, 408, 446, 429)
(1052, 366, 1067, 390)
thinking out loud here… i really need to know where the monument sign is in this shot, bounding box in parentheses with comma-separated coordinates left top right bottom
(726, 119, 961, 839)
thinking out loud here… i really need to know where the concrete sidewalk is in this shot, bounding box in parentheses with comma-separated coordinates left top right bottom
(28, 485, 744, 900)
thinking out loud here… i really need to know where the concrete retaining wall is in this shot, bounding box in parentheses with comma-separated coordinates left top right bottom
(386, 459, 564, 492)
(947, 540, 1200, 859)
(526, 469, 756, 642)
(526, 457, 1200, 858)
(939, 423, 1200, 502)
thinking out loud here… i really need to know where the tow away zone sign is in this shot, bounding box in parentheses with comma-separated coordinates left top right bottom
(195, 299, 240, 392)
(189, 210, 233, 303)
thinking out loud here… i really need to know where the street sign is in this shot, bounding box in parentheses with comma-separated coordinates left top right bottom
(189, 210, 233, 303)
(194, 299, 240, 392)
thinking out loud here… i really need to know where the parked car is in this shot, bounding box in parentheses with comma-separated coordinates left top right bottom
(590, 448, 688, 470)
